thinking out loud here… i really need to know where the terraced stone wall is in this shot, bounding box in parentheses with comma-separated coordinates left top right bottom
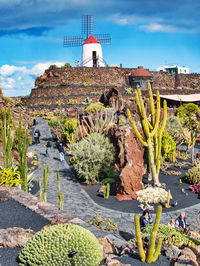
(35, 67, 128, 88)
(30, 85, 123, 97)
(152, 71, 200, 89)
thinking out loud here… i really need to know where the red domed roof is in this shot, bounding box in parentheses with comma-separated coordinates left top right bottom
(83, 35, 100, 45)
(131, 66, 152, 77)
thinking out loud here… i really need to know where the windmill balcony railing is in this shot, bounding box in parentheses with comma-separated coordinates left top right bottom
(81, 56, 108, 67)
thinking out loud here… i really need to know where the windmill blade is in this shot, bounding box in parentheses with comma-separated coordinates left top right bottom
(93, 33, 111, 45)
(63, 36, 84, 47)
(81, 15, 93, 37)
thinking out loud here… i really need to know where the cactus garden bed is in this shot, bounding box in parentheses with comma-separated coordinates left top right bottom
(79, 153, 200, 214)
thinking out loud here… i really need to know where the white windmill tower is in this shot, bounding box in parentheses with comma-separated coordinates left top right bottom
(63, 15, 111, 67)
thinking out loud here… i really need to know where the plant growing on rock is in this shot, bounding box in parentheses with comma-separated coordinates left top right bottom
(70, 133, 116, 184)
(134, 205, 162, 263)
(88, 213, 118, 232)
(84, 102, 105, 113)
(127, 82, 167, 186)
(18, 223, 103, 266)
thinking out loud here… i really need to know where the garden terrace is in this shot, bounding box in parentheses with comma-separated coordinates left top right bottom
(35, 67, 128, 88)
(30, 85, 124, 97)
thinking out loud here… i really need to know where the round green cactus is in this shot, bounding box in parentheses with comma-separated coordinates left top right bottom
(18, 223, 103, 266)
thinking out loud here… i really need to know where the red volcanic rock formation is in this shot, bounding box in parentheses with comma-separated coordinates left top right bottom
(109, 125, 144, 199)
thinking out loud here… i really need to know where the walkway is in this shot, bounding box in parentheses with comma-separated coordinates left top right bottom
(29, 118, 200, 236)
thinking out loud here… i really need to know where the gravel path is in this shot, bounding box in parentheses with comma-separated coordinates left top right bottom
(29, 117, 200, 237)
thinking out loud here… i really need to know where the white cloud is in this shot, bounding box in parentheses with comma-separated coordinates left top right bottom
(110, 14, 138, 25)
(0, 61, 65, 97)
(140, 23, 177, 33)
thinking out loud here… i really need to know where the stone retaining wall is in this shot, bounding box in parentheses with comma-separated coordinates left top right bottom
(30, 85, 123, 97)
(35, 67, 127, 88)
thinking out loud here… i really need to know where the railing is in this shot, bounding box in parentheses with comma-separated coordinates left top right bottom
(81, 56, 108, 67)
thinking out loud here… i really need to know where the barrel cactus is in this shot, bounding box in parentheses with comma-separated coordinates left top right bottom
(18, 223, 103, 266)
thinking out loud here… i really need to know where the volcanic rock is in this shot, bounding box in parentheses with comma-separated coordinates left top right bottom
(0, 227, 35, 248)
(109, 125, 144, 199)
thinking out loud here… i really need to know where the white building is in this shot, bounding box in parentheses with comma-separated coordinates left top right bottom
(157, 65, 189, 74)
(82, 35, 105, 67)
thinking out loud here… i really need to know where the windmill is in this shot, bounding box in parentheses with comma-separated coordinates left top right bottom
(63, 15, 111, 67)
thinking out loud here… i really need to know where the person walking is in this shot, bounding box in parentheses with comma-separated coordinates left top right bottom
(58, 143, 65, 161)
(35, 129, 40, 143)
(45, 139, 51, 157)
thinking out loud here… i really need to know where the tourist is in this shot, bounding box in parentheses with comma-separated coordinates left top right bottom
(175, 212, 188, 232)
(168, 219, 175, 228)
(139, 210, 153, 230)
(58, 143, 65, 162)
(34, 129, 40, 144)
(45, 139, 51, 157)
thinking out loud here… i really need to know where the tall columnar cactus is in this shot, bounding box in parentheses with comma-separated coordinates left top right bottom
(17, 112, 29, 192)
(134, 205, 163, 264)
(127, 82, 167, 186)
(39, 165, 49, 202)
(56, 169, 64, 210)
(103, 183, 110, 199)
(1, 108, 13, 169)
(43, 164, 49, 202)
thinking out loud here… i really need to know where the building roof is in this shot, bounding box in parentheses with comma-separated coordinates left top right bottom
(131, 66, 152, 77)
(83, 35, 100, 45)
(159, 94, 200, 102)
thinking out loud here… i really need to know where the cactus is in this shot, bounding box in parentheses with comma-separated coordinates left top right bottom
(39, 165, 49, 202)
(134, 205, 163, 264)
(127, 82, 167, 186)
(17, 112, 29, 192)
(39, 178, 43, 200)
(56, 170, 64, 210)
(76, 110, 114, 141)
(134, 214, 146, 262)
(165, 189, 171, 208)
(1, 108, 13, 169)
(104, 183, 110, 199)
(43, 164, 49, 202)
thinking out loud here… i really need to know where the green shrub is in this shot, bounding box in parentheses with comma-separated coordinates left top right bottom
(161, 130, 176, 162)
(70, 133, 115, 184)
(185, 163, 200, 184)
(141, 224, 197, 246)
(125, 87, 133, 94)
(84, 102, 105, 113)
(64, 62, 71, 67)
(64, 118, 78, 143)
(118, 118, 126, 127)
(3, 96, 14, 103)
(18, 223, 103, 266)
(89, 213, 118, 232)
(68, 99, 78, 105)
(0, 167, 22, 188)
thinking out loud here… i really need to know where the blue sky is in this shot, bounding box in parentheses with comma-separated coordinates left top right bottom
(0, 0, 199, 96)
